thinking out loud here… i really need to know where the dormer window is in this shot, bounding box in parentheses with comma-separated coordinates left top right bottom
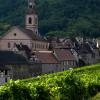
(29, 17, 32, 24)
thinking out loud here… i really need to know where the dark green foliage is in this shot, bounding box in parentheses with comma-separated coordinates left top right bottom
(0, 0, 100, 37)
(0, 64, 100, 100)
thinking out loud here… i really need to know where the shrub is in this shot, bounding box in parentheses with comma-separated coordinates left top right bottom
(0, 64, 100, 100)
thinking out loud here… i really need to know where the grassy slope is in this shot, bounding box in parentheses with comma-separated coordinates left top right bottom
(0, 64, 100, 100)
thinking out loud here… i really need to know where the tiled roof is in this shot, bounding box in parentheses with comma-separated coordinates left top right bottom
(19, 27, 47, 42)
(0, 51, 28, 65)
(17, 26, 44, 41)
(35, 52, 59, 64)
(54, 49, 75, 61)
(1, 26, 48, 42)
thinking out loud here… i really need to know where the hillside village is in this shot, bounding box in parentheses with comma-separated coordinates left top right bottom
(0, 0, 99, 85)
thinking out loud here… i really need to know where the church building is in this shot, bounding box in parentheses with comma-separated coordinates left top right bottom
(0, 0, 49, 51)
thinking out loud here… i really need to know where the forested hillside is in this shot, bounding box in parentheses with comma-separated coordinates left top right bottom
(0, 0, 100, 37)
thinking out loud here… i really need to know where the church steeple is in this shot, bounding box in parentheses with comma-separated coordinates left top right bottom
(25, 0, 38, 35)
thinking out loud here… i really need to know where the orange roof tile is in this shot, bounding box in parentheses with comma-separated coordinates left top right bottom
(35, 52, 59, 64)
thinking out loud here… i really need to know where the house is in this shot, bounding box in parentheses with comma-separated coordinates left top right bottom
(78, 44, 93, 65)
(30, 49, 77, 74)
(31, 51, 60, 74)
(0, 0, 49, 51)
(53, 49, 77, 70)
(0, 51, 44, 84)
(48, 37, 80, 50)
(76, 37, 100, 65)
(0, 51, 28, 84)
(88, 40, 100, 63)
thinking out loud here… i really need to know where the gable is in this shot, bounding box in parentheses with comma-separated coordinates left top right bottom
(1, 27, 32, 40)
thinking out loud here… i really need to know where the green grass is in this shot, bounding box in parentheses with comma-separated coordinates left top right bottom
(90, 93, 100, 100)
(0, 64, 100, 100)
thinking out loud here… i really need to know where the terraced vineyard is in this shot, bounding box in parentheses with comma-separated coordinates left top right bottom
(0, 64, 100, 100)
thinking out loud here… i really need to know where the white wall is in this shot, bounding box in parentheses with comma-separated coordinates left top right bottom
(0, 27, 32, 51)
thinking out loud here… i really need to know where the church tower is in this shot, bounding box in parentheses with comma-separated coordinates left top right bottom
(25, 0, 38, 35)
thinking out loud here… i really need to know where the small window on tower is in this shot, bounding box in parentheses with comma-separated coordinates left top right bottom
(29, 17, 32, 24)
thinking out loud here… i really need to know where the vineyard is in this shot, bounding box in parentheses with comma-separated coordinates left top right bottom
(0, 64, 100, 100)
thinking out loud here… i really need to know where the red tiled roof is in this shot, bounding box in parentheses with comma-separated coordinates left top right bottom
(54, 49, 75, 61)
(35, 52, 59, 64)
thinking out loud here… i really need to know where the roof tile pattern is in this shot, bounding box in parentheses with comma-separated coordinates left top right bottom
(35, 52, 58, 64)
(54, 49, 75, 61)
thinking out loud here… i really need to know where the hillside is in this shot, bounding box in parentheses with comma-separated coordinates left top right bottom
(0, 64, 100, 100)
(0, 0, 100, 37)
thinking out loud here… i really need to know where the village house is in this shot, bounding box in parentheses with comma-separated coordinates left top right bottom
(77, 40, 100, 65)
(0, 51, 28, 84)
(48, 37, 80, 50)
(30, 49, 77, 74)
(32, 51, 60, 74)
(53, 48, 77, 70)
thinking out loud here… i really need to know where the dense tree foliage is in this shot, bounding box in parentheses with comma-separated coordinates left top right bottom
(0, 64, 100, 100)
(0, 0, 100, 37)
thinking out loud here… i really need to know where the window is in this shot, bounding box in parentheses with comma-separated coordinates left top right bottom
(14, 33, 16, 36)
(32, 43, 34, 48)
(42, 45, 44, 49)
(14, 43, 16, 48)
(29, 17, 32, 24)
(63, 61, 66, 66)
(35, 31, 38, 35)
(37, 43, 39, 48)
(35, 17, 38, 24)
(5, 78, 7, 82)
(8, 42, 11, 48)
(29, 2, 33, 8)
(5, 70, 7, 75)
(35, 43, 37, 48)
(29, 5, 32, 8)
